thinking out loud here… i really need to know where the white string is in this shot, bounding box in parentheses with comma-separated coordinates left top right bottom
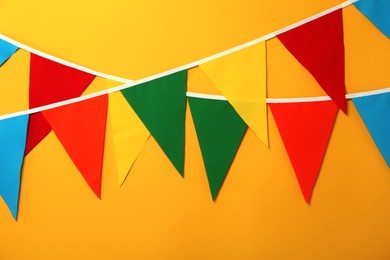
(265, 87, 390, 103)
(186, 92, 227, 101)
(1, 86, 388, 121)
(0, 0, 362, 121)
(0, 34, 134, 84)
(189, 88, 390, 102)
(346, 87, 390, 99)
(266, 96, 332, 103)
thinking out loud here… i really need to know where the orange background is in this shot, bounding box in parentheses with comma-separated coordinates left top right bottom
(0, 0, 390, 259)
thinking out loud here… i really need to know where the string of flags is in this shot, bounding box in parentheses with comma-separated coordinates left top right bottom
(0, 0, 389, 220)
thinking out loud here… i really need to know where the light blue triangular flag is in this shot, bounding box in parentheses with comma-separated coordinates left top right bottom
(0, 38, 18, 66)
(353, 92, 390, 167)
(354, 0, 390, 38)
(0, 114, 29, 220)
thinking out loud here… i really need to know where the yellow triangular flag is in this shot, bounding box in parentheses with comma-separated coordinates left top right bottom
(109, 91, 150, 186)
(200, 41, 268, 146)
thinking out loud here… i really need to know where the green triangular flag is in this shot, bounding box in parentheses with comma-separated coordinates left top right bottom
(121, 70, 187, 176)
(188, 97, 247, 200)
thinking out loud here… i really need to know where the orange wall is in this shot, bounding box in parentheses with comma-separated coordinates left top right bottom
(0, 1, 390, 259)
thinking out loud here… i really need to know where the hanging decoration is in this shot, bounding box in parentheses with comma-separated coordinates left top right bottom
(41, 95, 108, 198)
(188, 96, 247, 200)
(269, 101, 338, 203)
(0, 0, 389, 220)
(199, 41, 268, 146)
(0, 38, 18, 66)
(26, 54, 95, 155)
(354, 0, 390, 38)
(0, 115, 29, 219)
(352, 92, 390, 167)
(121, 70, 187, 177)
(277, 9, 347, 112)
(109, 92, 150, 186)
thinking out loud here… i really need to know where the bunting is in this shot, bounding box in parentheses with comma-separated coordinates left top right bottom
(269, 101, 338, 203)
(0, 38, 18, 66)
(25, 54, 95, 155)
(0, 0, 389, 220)
(277, 9, 347, 112)
(354, 0, 390, 38)
(188, 97, 247, 200)
(0, 115, 29, 219)
(109, 92, 150, 186)
(199, 42, 268, 146)
(42, 95, 108, 198)
(353, 92, 390, 167)
(121, 70, 187, 176)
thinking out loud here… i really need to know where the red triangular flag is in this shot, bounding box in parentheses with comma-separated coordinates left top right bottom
(269, 101, 338, 203)
(42, 95, 108, 198)
(25, 54, 95, 155)
(24, 113, 52, 155)
(277, 10, 346, 113)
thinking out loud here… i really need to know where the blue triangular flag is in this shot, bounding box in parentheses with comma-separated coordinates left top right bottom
(0, 114, 29, 220)
(353, 92, 390, 167)
(354, 0, 390, 38)
(0, 38, 18, 66)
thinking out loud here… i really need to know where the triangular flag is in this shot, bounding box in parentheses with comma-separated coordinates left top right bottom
(277, 10, 347, 112)
(121, 70, 187, 176)
(24, 113, 52, 155)
(269, 101, 338, 203)
(25, 54, 95, 155)
(0, 115, 29, 219)
(0, 38, 18, 66)
(352, 92, 390, 167)
(199, 42, 268, 146)
(188, 97, 247, 200)
(355, 0, 390, 38)
(42, 95, 108, 198)
(109, 92, 150, 186)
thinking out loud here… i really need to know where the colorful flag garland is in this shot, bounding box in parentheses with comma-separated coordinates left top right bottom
(0, 0, 388, 219)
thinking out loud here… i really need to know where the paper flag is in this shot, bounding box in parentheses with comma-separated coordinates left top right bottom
(353, 92, 390, 167)
(354, 0, 390, 38)
(42, 95, 108, 198)
(121, 70, 187, 176)
(0, 38, 18, 66)
(25, 54, 95, 155)
(188, 97, 247, 200)
(277, 10, 346, 112)
(109, 92, 150, 186)
(0, 115, 29, 219)
(199, 42, 268, 146)
(269, 101, 338, 203)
